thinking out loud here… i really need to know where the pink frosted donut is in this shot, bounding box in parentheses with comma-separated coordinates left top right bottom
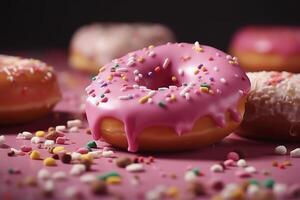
(230, 26, 300, 72)
(69, 23, 175, 73)
(85, 42, 250, 152)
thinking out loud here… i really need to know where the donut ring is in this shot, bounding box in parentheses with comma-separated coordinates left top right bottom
(230, 26, 300, 72)
(85, 43, 250, 152)
(69, 23, 175, 73)
(238, 71, 300, 141)
(0, 55, 61, 124)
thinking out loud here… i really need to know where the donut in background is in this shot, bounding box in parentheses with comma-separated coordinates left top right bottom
(230, 26, 300, 72)
(69, 23, 175, 74)
(0, 55, 61, 124)
(238, 71, 300, 141)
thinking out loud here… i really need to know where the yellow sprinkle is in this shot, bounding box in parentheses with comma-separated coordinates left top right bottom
(106, 176, 122, 185)
(80, 154, 94, 163)
(139, 96, 149, 104)
(52, 146, 65, 154)
(121, 76, 128, 81)
(230, 188, 244, 200)
(194, 46, 204, 52)
(43, 157, 56, 166)
(165, 186, 179, 198)
(170, 94, 176, 101)
(107, 75, 113, 81)
(200, 87, 209, 93)
(194, 69, 199, 75)
(148, 45, 154, 49)
(137, 57, 145, 63)
(35, 130, 45, 137)
(30, 150, 40, 160)
(99, 66, 106, 72)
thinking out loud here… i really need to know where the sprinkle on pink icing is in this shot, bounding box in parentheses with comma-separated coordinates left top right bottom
(85, 43, 250, 152)
(231, 26, 300, 56)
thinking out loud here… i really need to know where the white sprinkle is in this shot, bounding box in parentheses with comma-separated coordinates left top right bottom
(71, 152, 82, 161)
(10, 148, 21, 155)
(184, 171, 198, 182)
(118, 95, 133, 100)
(67, 119, 82, 128)
(138, 73, 143, 78)
(70, 164, 86, 176)
(80, 174, 96, 184)
(244, 166, 257, 174)
(148, 51, 156, 57)
(126, 163, 144, 172)
(133, 69, 139, 75)
(134, 76, 140, 82)
(180, 83, 193, 96)
(226, 55, 232, 60)
(237, 159, 247, 167)
(246, 184, 260, 197)
(55, 125, 66, 132)
(213, 66, 219, 72)
(220, 78, 227, 84)
(31, 136, 43, 144)
(178, 69, 184, 76)
(19, 131, 33, 140)
(38, 169, 51, 180)
(147, 98, 153, 104)
(52, 171, 67, 181)
(116, 67, 128, 72)
(69, 127, 79, 133)
(184, 93, 191, 100)
(162, 58, 170, 69)
(102, 150, 114, 158)
(43, 180, 54, 193)
(275, 145, 287, 155)
(0, 135, 6, 146)
(44, 140, 55, 148)
(126, 60, 135, 67)
(194, 41, 200, 47)
(65, 186, 81, 199)
(148, 90, 156, 97)
(210, 164, 224, 172)
(273, 183, 288, 198)
(290, 148, 300, 157)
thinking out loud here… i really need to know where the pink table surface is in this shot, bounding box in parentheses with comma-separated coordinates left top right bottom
(0, 50, 299, 200)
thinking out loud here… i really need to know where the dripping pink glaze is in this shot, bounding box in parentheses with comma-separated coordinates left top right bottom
(231, 26, 300, 56)
(85, 43, 250, 152)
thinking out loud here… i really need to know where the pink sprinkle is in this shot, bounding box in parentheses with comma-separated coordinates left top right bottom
(20, 145, 32, 152)
(162, 58, 170, 69)
(224, 159, 236, 167)
(227, 152, 240, 161)
(77, 147, 89, 154)
(235, 170, 251, 178)
(56, 137, 66, 145)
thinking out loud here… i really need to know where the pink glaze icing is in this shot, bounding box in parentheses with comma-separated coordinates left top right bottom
(231, 26, 300, 56)
(85, 42, 250, 152)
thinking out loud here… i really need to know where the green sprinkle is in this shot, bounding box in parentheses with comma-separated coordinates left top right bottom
(115, 64, 120, 68)
(200, 83, 210, 89)
(98, 171, 121, 180)
(92, 76, 97, 81)
(86, 141, 97, 148)
(158, 101, 166, 108)
(192, 168, 200, 176)
(263, 179, 275, 188)
(101, 94, 105, 98)
(249, 179, 259, 185)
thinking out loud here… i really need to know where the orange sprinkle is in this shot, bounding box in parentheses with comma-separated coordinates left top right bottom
(99, 66, 106, 72)
(272, 161, 278, 167)
(107, 75, 113, 81)
(148, 45, 154, 49)
(171, 76, 177, 82)
(139, 96, 149, 104)
(194, 69, 199, 75)
(137, 57, 145, 63)
(200, 87, 209, 93)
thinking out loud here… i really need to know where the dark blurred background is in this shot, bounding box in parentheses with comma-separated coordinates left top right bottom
(0, 1, 299, 52)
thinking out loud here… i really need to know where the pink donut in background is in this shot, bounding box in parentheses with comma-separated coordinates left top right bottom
(230, 26, 300, 72)
(69, 23, 175, 73)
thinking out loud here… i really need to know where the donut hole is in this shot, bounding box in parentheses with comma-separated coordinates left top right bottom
(137, 67, 181, 90)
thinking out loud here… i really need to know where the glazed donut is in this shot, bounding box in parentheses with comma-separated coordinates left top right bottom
(0, 55, 61, 124)
(85, 42, 250, 152)
(69, 23, 175, 73)
(230, 26, 300, 72)
(237, 71, 300, 141)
